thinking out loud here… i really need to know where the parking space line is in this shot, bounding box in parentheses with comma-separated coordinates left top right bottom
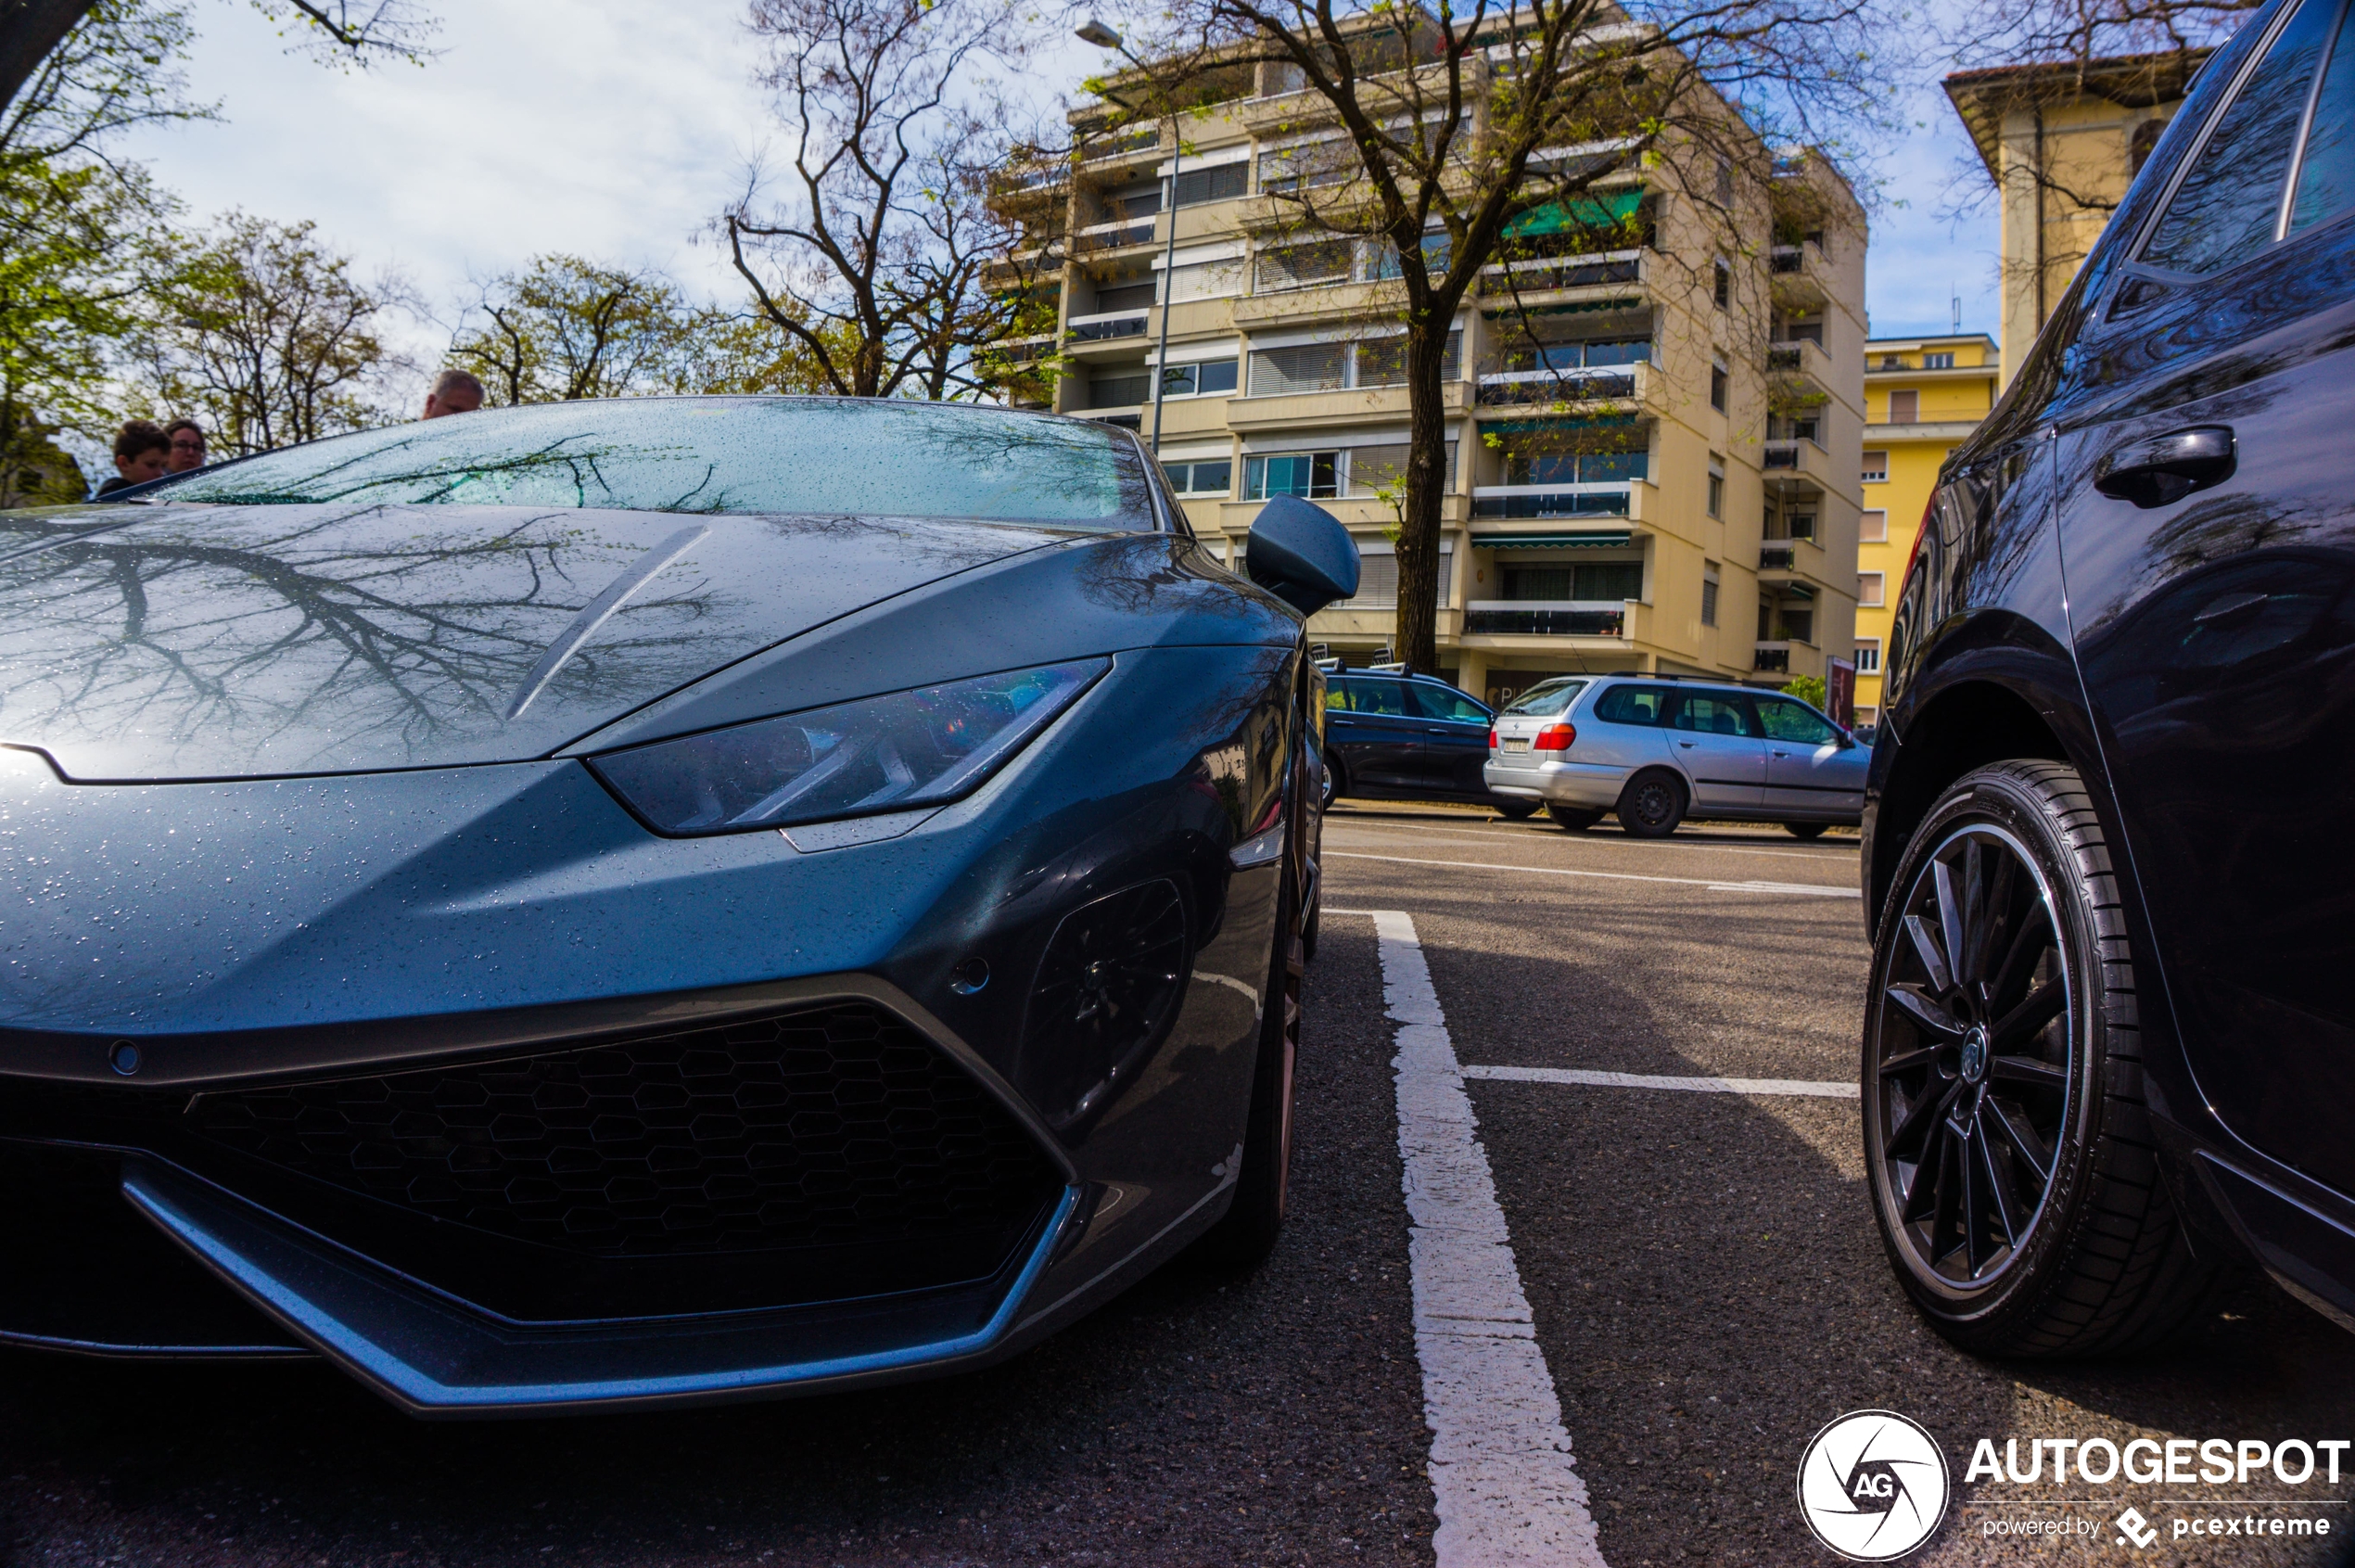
(1461, 1064, 1860, 1099)
(1327, 848, 1862, 898)
(1325, 820, 1856, 862)
(1327, 907, 1609, 1568)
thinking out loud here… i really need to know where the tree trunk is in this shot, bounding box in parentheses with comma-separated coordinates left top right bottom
(0, 0, 91, 115)
(1394, 308, 1454, 675)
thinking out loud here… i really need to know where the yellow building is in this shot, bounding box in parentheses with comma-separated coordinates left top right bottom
(1852, 333, 1998, 726)
(1944, 52, 2203, 389)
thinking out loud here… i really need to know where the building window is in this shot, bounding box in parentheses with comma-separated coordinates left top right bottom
(1245, 452, 1340, 499)
(1342, 545, 1455, 608)
(1246, 333, 1459, 394)
(1862, 450, 1889, 483)
(1170, 162, 1248, 207)
(1923, 351, 1954, 369)
(1087, 371, 1152, 409)
(1858, 570, 1885, 606)
(1862, 508, 1888, 542)
(1854, 641, 1882, 673)
(1345, 440, 1458, 493)
(1254, 239, 1355, 292)
(1712, 259, 1730, 310)
(1159, 360, 1240, 399)
(1706, 455, 1724, 518)
(1888, 389, 1918, 424)
(1710, 361, 1727, 412)
(1701, 561, 1720, 627)
(1165, 459, 1232, 495)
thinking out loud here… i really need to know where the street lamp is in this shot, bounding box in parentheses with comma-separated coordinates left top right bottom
(1076, 18, 1181, 456)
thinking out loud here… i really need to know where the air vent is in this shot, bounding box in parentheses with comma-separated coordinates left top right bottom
(1021, 880, 1190, 1132)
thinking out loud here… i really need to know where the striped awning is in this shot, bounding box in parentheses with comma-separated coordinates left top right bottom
(1468, 530, 1633, 549)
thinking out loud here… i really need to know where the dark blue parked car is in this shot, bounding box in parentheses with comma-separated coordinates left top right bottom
(1864, 0, 2355, 1355)
(1321, 669, 1537, 815)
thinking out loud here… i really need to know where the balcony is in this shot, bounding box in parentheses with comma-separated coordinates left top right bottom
(1768, 242, 1829, 310)
(1065, 309, 1151, 344)
(1765, 338, 1834, 389)
(1078, 126, 1161, 163)
(1753, 642, 1790, 673)
(1759, 542, 1796, 571)
(1758, 533, 1827, 583)
(1074, 216, 1158, 254)
(1463, 600, 1629, 637)
(1480, 250, 1643, 297)
(1475, 364, 1642, 407)
(1760, 437, 1827, 487)
(1470, 483, 1631, 519)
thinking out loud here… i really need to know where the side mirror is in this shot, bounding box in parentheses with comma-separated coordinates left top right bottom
(1245, 494, 1359, 617)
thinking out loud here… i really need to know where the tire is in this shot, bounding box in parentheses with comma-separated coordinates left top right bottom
(1495, 798, 1541, 820)
(1785, 822, 1830, 840)
(1862, 760, 2245, 1357)
(1190, 858, 1302, 1271)
(1323, 756, 1347, 808)
(1613, 770, 1686, 838)
(1546, 802, 1603, 831)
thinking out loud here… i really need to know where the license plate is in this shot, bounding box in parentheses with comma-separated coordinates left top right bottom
(1500, 738, 1532, 752)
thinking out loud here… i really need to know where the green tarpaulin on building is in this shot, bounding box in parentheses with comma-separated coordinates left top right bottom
(1504, 189, 1644, 237)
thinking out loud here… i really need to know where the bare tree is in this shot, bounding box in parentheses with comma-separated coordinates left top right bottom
(1099, 0, 1893, 673)
(137, 211, 408, 453)
(2, 0, 437, 113)
(722, 0, 1065, 401)
(450, 256, 706, 404)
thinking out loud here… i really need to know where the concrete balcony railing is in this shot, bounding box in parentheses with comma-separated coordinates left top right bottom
(1470, 481, 1637, 520)
(1761, 437, 1828, 480)
(1462, 599, 1631, 638)
(1765, 338, 1835, 388)
(1475, 363, 1644, 408)
(1064, 309, 1151, 344)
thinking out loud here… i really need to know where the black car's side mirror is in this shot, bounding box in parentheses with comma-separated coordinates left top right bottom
(1245, 495, 1360, 617)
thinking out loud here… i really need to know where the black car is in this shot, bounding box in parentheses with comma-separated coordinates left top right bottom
(1322, 670, 1537, 815)
(1863, 0, 2355, 1356)
(0, 399, 1362, 1415)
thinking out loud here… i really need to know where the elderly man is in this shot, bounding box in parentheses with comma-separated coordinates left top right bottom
(163, 418, 207, 473)
(95, 420, 170, 497)
(422, 369, 485, 419)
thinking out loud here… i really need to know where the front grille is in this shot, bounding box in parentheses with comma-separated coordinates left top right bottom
(188, 1002, 1061, 1260)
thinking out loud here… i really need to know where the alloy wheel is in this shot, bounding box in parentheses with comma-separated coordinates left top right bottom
(1870, 822, 2075, 1293)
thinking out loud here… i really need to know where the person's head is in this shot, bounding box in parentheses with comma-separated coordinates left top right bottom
(111, 420, 170, 487)
(422, 368, 485, 420)
(163, 418, 206, 473)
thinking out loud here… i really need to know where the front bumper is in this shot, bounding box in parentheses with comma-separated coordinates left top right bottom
(1482, 757, 1628, 808)
(0, 643, 1294, 1412)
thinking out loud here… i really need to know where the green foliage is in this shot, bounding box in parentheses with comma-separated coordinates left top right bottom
(1782, 674, 1828, 709)
(134, 212, 402, 454)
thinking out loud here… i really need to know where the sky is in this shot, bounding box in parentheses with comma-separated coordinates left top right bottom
(112, 0, 2002, 397)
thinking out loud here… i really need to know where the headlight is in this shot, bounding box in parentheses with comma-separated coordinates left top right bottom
(589, 659, 1107, 836)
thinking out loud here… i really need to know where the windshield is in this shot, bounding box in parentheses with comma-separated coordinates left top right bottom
(1500, 678, 1587, 717)
(141, 398, 1155, 529)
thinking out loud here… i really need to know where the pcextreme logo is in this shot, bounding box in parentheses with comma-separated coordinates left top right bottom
(1797, 1409, 1953, 1561)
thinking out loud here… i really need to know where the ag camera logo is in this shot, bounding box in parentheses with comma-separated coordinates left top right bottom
(1798, 1409, 1951, 1561)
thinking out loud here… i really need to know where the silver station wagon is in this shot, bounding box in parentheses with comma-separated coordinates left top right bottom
(1482, 674, 1868, 837)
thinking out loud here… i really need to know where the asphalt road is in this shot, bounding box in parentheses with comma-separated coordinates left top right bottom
(4, 804, 2350, 1567)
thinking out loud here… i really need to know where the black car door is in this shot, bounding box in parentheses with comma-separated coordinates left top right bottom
(1324, 676, 1421, 791)
(2053, 0, 2355, 1196)
(1407, 681, 1497, 796)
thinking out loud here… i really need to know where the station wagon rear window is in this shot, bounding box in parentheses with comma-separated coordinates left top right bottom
(1593, 684, 1674, 725)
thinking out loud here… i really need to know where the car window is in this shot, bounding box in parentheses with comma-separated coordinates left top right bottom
(1412, 683, 1490, 722)
(1328, 678, 1409, 716)
(1499, 678, 1587, 717)
(146, 398, 1155, 528)
(1671, 693, 1755, 736)
(1592, 684, 1673, 725)
(2291, 0, 2355, 232)
(1755, 696, 1840, 745)
(2142, 0, 2340, 274)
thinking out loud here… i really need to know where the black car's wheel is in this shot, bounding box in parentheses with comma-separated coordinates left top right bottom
(1191, 854, 1302, 1272)
(1322, 756, 1347, 808)
(1785, 821, 1829, 840)
(1864, 761, 2243, 1356)
(1614, 770, 1686, 838)
(1495, 798, 1541, 820)
(1547, 802, 1603, 832)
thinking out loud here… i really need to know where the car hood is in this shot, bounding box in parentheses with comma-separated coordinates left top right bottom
(0, 503, 1080, 781)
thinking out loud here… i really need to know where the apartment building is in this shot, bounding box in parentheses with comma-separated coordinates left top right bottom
(995, 61, 1867, 708)
(1852, 333, 1999, 725)
(1944, 52, 2204, 390)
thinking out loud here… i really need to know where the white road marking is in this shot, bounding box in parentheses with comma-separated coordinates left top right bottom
(1326, 820, 1855, 863)
(1326, 848, 1862, 899)
(1329, 907, 1609, 1568)
(1461, 1064, 1860, 1100)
